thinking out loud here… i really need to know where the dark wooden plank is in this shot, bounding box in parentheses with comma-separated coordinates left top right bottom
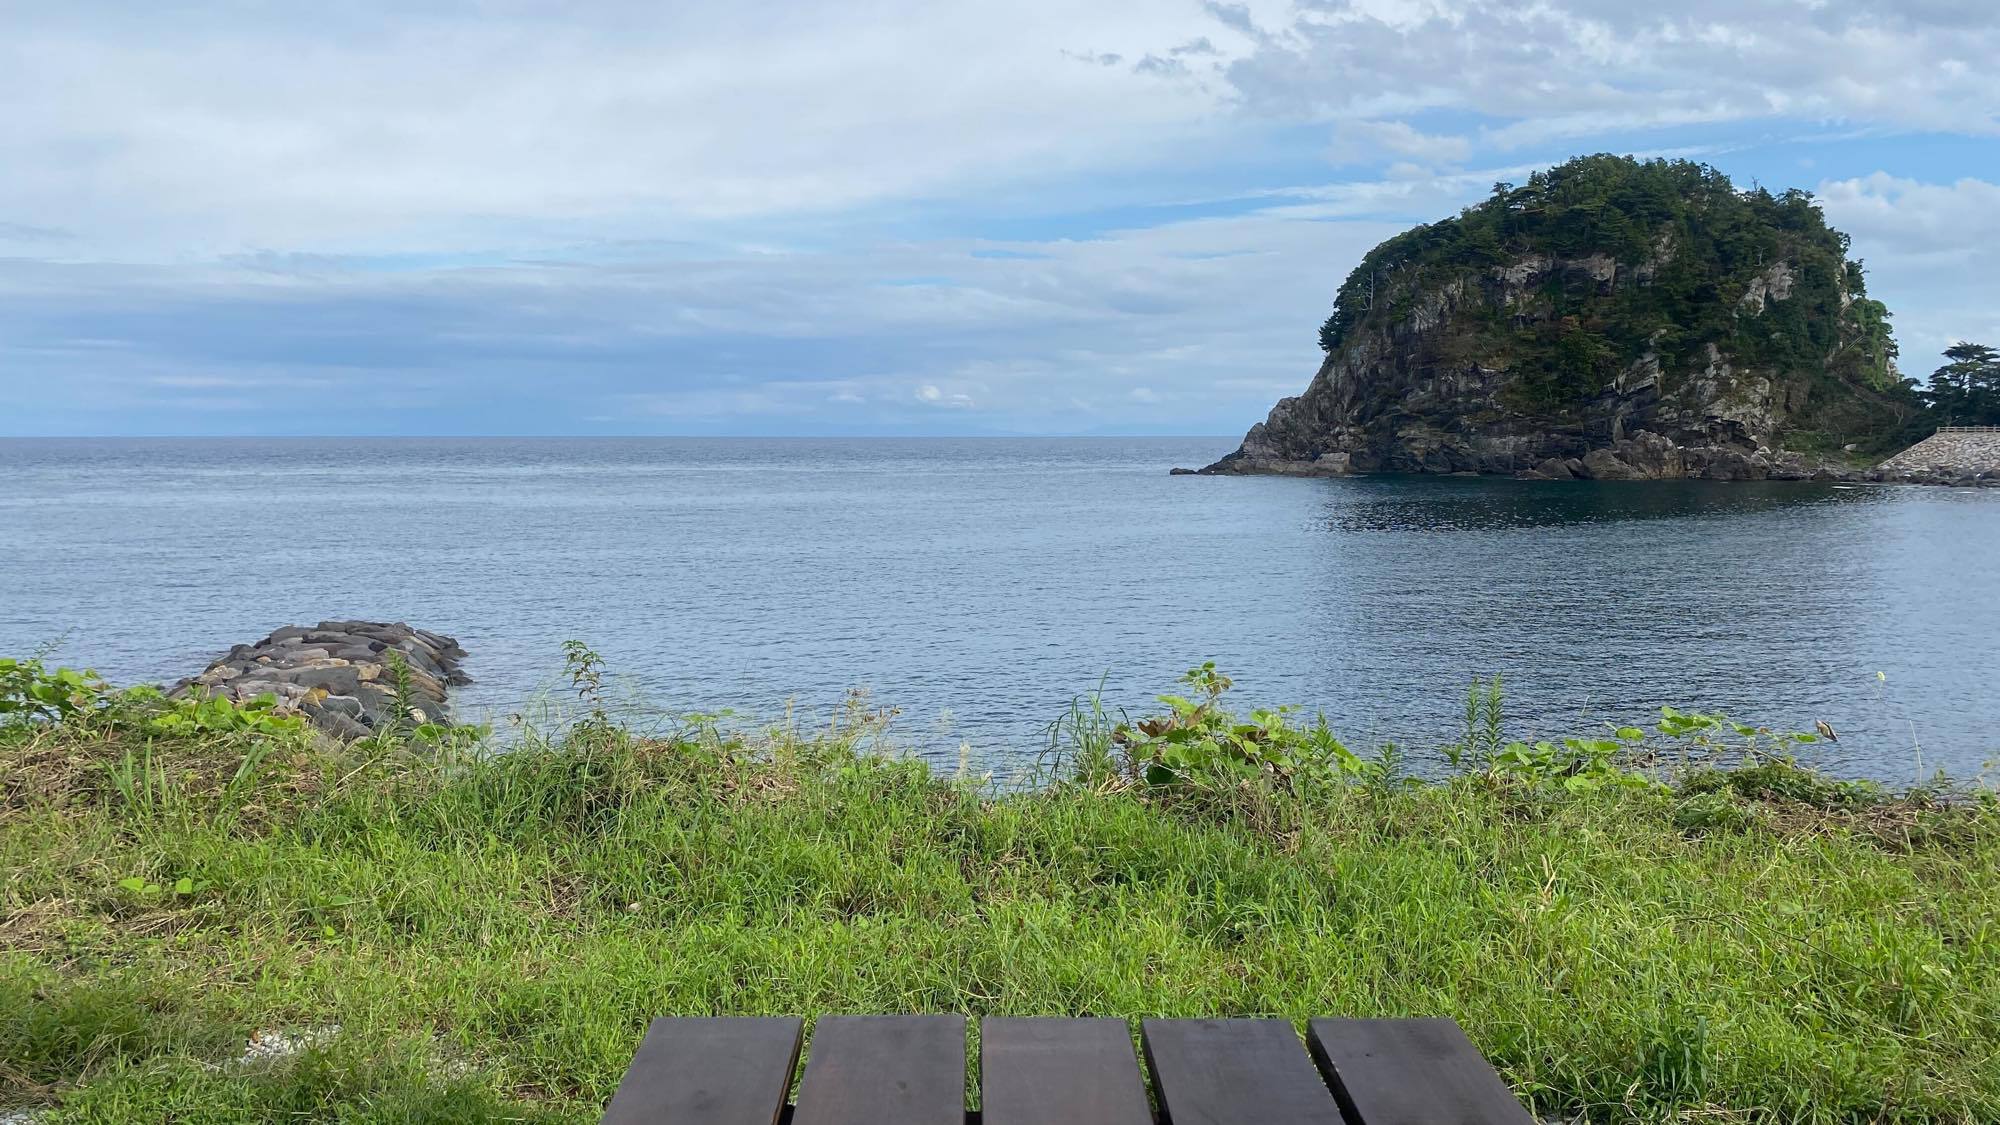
(1307, 1018, 1534, 1125)
(980, 1017, 1151, 1125)
(791, 1015, 966, 1125)
(1140, 1018, 1344, 1125)
(602, 1016, 803, 1125)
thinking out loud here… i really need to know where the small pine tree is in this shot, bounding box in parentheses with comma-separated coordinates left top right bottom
(1922, 342, 2000, 425)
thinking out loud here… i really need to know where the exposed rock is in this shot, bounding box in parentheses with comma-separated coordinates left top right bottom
(1736, 261, 1795, 315)
(170, 621, 468, 740)
(292, 665, 362, 696)
(1697, 449, 1766, 481)
(1201, 446, 1354, 477)
(1579, 449, 1643, 480)
(1612, 431, 1683, 477)
(310, 710, 371, 741)
(318, 694, 364, 719)
(1192, 155, 1909, 483)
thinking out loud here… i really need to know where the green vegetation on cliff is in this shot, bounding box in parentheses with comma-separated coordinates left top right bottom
(4, 654, 1998, 1123)
(1316, 155, 1903, 419)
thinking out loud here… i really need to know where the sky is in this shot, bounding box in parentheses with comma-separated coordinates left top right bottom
(3, 0, 1997, 437)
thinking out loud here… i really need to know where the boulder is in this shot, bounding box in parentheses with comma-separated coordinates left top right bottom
(1580, 449, 1643, 480)
(310, 710, 370, 741)
(1612, 431, 1681, 477)
(293, 665, 362, 696)
(318, 695, 365, 719)
(1700, 449, 1767, 481)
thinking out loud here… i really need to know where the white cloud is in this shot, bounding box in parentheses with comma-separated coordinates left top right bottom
(148, 374, 294, 390)
(1328, 120, 1472, 169)
(0, 2, 1232, 258)
(1, 2, 1995, 434)
(0, 197, 1401, 433)
(1817, 173, 2000, 260)
(22, 1, 1989, 264)
(1817, 173, 2000, 367)
(1192, 1, 2000, 143)
(915, 383, 978, 409)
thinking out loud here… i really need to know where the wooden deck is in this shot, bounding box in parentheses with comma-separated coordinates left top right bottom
(601, 1015, 1533, 1124)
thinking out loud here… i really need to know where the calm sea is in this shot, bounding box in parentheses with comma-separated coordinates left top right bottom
(2, 437, 1995, 781)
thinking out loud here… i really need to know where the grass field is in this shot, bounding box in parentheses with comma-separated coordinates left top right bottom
(2, 659, 1996, 1123)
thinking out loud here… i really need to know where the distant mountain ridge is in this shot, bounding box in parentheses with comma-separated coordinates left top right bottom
(1202, 154, 1919, 481)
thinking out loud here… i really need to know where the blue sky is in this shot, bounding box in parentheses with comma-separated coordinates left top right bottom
(4, 0, 1997, 436)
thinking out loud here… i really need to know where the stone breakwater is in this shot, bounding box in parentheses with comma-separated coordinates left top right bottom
(171, 621, 468, 741)
(1878, 430, 2000, 481)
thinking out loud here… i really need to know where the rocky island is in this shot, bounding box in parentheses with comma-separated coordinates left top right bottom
(1197, 155, 1927, 482)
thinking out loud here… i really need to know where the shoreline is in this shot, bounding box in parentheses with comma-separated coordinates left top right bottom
(1174, 461, 2000, 486)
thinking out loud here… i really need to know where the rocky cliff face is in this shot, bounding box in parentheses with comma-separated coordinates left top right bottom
(1200, 156, 1912, 481)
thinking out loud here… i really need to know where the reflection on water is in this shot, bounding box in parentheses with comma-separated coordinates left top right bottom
(1290, 474, 1970, 780)
(1322, 476, 1882, 533)
(1, 437, 1995, 781)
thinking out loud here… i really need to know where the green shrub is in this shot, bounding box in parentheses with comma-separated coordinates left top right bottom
(1, 656, 304, 743)
(0, 657, 111, 724)
(1109, 663, 1378, 789)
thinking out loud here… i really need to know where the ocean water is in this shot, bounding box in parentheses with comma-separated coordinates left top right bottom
(2, 437, 1995, 781)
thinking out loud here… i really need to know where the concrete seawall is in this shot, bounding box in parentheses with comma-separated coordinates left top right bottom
(1878, 428, 2000, 479)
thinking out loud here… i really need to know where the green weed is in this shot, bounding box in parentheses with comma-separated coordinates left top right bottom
(2, 656, 1996, 1123)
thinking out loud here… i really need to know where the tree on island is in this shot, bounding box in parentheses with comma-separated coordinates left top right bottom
(1311, 155, 1901, 401)
(1921, 342, 2000, 425)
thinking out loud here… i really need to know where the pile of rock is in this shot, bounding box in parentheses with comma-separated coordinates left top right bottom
(172, 621, 469, 741)
(1875, 429, 2000, 485)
